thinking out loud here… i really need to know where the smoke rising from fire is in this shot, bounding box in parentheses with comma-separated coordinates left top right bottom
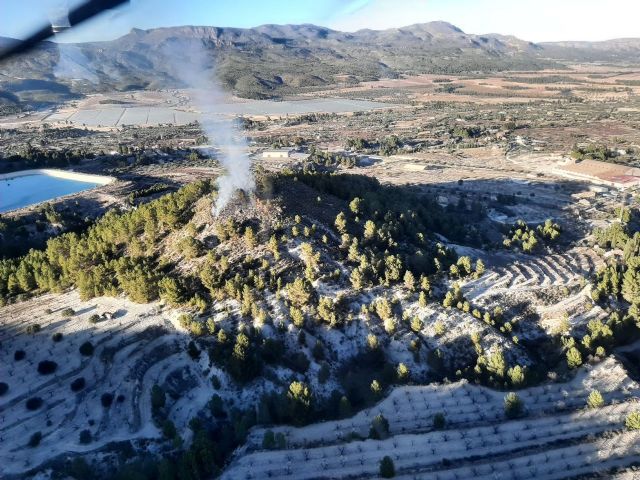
(162, 39, 254, 215)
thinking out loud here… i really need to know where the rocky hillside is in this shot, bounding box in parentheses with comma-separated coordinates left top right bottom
(1, 21, 639, 103)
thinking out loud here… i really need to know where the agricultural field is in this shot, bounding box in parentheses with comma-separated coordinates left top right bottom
(0, 91, 396, 129)
(224, 357, 640, 479)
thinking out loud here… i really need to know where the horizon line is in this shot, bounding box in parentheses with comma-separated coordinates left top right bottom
(3, 20, 639, 45)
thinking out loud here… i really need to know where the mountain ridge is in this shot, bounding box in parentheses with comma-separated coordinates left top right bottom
(1, 21, 639, 105)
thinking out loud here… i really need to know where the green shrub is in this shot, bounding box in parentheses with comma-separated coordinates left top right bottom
(37, 360, 57, 375)
(25, 324, 41, 335)
(433, 413, 446, 430)
(626, 411, 640, 430)
(504, 392, 524, 419)
(101, 393, 114, 408)
(262, 430, 276, 449)
(28, 432, 42, 447)
(26, 397, 43, 410)
(71, 377, 86, 392)
(380, 456, 395, 478)
(79, 342, 94, 356)
(79, 430, 92, 444)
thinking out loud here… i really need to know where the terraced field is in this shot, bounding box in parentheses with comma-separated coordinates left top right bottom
(456, 246, 608, 338)
(462, 248, 603, 301)
(0, 292, 209, 476)
(222, 358, 640, 479)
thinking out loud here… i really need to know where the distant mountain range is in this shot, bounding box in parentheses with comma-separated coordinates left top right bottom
(1, 21, 639, 107)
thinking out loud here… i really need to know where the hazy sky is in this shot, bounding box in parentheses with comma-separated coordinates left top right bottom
(2, 0, 639, 43)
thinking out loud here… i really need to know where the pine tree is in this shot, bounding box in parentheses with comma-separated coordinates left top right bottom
(244, 226, 257, 249)
(349, 197, 362, 215)
(507, 365, 525, 386)
(370, 414, 390, 439)
(487, 348, 506, 378)
(158, 276, 183, 306)
(434, 321, 445, 336)
(587, 389, 604, 408)
(475, 259, 485, 277)
(374, 297, 393, 321)
(403, 270, 416, 292)
(287, 381, 313, 425)
(622, 262, 640, 304)
(268, 235, 280, 260)
(370, 379, 382, 397)
(350, 268, 365, 291)
(457, 256, 472, 276)
(566, 346, 583, 369)
(300, 242, 320, 272)
(418, 291, 428, 307)
(339, 396, 352, 418)
(626, 411, 640, 430)
(410, 316, 423, 333)
(433, 412, 446, 429)
(396, 363, 410, 382)
(420, 275, 431, 293)
(335, 212, 347, 234)
(262, 430, 276, 449)
(287, 277, 313, 307)
(504, 392, 523, 419)
(290, 306, 305, 328)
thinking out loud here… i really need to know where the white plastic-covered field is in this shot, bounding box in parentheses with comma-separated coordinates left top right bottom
(0, 291, 209, 476)
(41, 98, 395, 127)
(223, 358, 640, 479)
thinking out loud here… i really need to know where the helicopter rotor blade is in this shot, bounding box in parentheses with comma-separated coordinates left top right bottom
(0, 0, 129, 63)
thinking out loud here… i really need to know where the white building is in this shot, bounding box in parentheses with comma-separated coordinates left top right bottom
(262, 148, 294, 159)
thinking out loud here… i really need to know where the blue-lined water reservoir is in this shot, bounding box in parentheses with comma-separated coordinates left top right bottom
(0, 170, 112, 213)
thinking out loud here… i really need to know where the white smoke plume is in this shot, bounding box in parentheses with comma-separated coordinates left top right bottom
(54, 44, 99, 84)
(46, 1, 98, 84)
(162, 39, 254, 215)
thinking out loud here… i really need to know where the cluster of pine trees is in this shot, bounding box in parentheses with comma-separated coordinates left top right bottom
(1, 144, 92, 173)
(0, 180, 213, 304)
(502, 219, 561, 253)
(592, 220, 640, 311)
